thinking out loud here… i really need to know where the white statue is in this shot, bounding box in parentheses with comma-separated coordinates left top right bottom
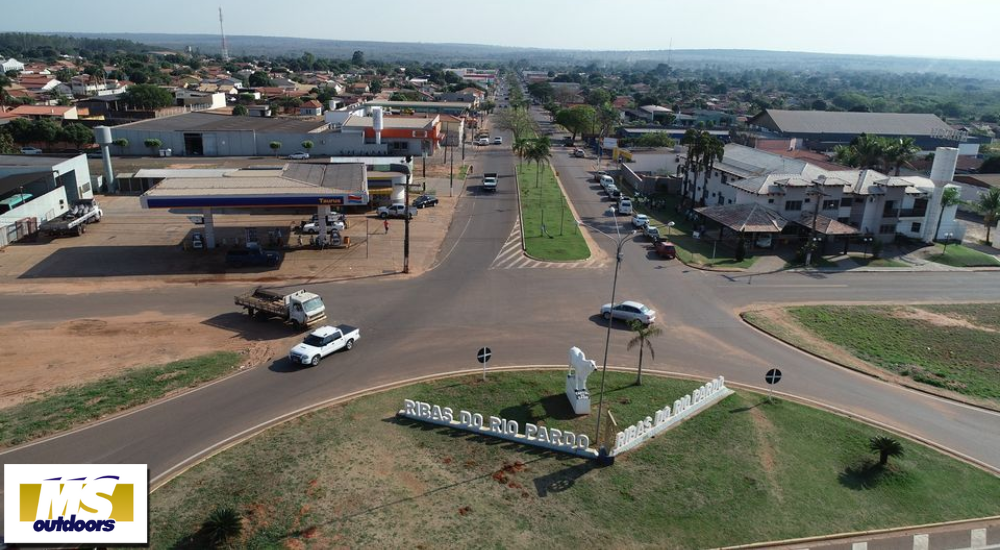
(566, 347, 595, 415)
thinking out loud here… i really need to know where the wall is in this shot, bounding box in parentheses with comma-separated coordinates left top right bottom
(0, 185, 68, 227)
(111, 128, 387, 157)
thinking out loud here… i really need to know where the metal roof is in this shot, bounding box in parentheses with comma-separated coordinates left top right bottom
(114, 112, 329, 134)
(133, 169, 238, 179)
(751, 109, 953, 137)
(364, 100, 472, 109)
(0, 155, 70, 168)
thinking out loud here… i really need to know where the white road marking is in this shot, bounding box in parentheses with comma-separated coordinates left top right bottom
(490, 217, 604, 269)
(971, 528, 987, 548)
(913, 533, 929, 550)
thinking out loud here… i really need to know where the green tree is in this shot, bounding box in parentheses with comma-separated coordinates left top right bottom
(627, 320, 662, 386)
(232, 104, 249, 116)
(934, 186, 963, 242)
(202, 506, 242, 547)
(586, 88, 611, 106)
(980, 155, 1000, 174)
(351, 50, 365, 66)
(301, 140, 314, 152)
(0, 128, 16, 154)
(269, 140, 282, 157)
(869, 435, 904, 467)
(113, 137, 128, 155)
(144, 138, 162, 154)
(61, 123, 93, 148)
(635, 132, 676, 147)
(369, 79, 382, 94)
(123, 83, 173, 110)
(526, 137, 551, 189)
(512, 137, 531, 168)
(248, 71, 272, 88)
(554, 106, 595, 142)
(31, 119, 62, 145)
(973, 187, 1000, 243)
(699, 134, 726, 205)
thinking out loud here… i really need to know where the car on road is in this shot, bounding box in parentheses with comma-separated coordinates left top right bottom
(477, 136, 490, 146)
(617, 198, 633, 215)
(654, 240, 677, 259)
(601, 301, 656, 325)
(493, 136, 503, 145)
(226, 247, 281, 268)
(593, 170, 608, 182)
(632, 214, 650, 228)
(573, 148, 586, 158)
(643, 224, 661, 241)
(412, 194, 439, 208)
(377, 203, 417, 219)
(20, 147, 42, 155)
(288, 151, 310, 160)
(289, 324, 360, 366)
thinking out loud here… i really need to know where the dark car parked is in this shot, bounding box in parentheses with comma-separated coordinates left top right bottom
(412, 194, 439, 208)
(226, 248, 281, 268)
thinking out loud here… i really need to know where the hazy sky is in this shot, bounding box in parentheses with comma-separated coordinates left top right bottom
(4, 0, 998, 61)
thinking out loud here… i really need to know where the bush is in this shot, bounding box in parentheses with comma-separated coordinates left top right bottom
(202, 506, 242, 547)
(871, 239, 884, 259)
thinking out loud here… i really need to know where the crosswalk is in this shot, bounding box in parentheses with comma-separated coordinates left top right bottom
(490, 218, 605, 269)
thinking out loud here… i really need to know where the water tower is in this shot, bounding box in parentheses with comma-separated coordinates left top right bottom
(93, 126, 116, 193)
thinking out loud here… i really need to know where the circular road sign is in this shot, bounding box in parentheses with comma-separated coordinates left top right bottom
(765, 368, 782, 385)
(477, 347, 492, 365)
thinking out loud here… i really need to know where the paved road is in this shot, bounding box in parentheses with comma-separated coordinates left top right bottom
(1, 116, 999, 529)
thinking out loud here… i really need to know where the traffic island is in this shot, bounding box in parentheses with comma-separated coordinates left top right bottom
(517, 162, 590, 261)
(148, 370, 1000, 549)
(743, 304, 1000, 411)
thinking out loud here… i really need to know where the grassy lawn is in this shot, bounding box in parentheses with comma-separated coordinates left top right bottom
(632, 193, 757, 269)
(852, 256, 910, 268)
(518, 162, 590, 261)
(150, 371, 1000, 549)
(786, 305, 1000, 403)
(927, 243, 1000, 267)
(0, 351, 243, 448)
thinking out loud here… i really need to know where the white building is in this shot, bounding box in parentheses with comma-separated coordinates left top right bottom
(1, 58, 24, 73)
(0, 154, 95, 246)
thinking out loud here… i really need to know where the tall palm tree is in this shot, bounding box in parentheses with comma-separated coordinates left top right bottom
(887, 137, 919, 176)
(833, 144, 860, 167)
(512, 137, 531, 169)
(934, 186, 963, 243)
(699, 135, 725, 206)
(973, 187, 1000, 243)
(528, 137, 551, 189)
(627, 320, 662, 386)
(680, 129, 705, 204)
(869, 435, 904, 467)
(852, 134, 888, 171)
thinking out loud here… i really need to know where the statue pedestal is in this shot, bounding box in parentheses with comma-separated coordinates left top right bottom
(566, 376, 591, 415)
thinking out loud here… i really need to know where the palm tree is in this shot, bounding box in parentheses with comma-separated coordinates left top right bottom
(699, 135, 725, 206)
(869, 435, 904, 467)
(973, 187, 1000, 243)
(887, 137, 919, 176)
(933, 186, 963, 242)
(512, 137, 531, 169)
(202, 506, 242, 547)
(627, 320, 662, 386)
(680, 129, 705, 205)
(833, 144, 859, 167)
(528, 137, 551, 189)
(852, 134, 888, 171)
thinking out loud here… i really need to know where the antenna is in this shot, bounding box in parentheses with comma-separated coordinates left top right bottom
(218, 7, 230, 63)
(667, 37, 672, 68)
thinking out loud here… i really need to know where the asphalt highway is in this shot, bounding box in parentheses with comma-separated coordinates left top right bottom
(1, 117, 999, 527)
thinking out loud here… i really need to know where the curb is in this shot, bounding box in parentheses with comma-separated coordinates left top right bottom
(149, 363, 1000, 494)
(739, 309, 1000, 414)
(721, 515, 1000, 550)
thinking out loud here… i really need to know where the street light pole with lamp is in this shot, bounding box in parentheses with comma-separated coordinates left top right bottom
(943, 232, 955, 253)
(862, 236, 873, 259)
(577, 208, 636, 464)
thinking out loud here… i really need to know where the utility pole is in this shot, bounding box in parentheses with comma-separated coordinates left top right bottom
(805, 182, 826, 265)
(403, 171, 411, 274)
(449, 143, 455, 197)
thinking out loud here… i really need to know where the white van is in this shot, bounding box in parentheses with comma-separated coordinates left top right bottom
(599, 175, 615, 189)
(618, 198, 633, 215)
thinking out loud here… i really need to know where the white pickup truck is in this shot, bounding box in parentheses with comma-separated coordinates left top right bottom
(377, 203, 417, 219)
(289, 324, 360, 366)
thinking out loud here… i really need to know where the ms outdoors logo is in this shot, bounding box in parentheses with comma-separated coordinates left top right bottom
(3, 464, 148, 544)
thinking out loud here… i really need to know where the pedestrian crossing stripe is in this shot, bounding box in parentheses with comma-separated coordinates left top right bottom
(490, 218, 604, 270)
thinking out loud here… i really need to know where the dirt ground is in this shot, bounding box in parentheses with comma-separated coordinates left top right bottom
(0, 312, 297, 408)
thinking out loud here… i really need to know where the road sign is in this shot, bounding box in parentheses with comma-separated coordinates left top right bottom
(478, 347, 492, 381)
(765, 368, 782, 385)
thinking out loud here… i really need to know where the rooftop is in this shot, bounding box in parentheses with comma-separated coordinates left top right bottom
(0, 154, 73, 168)
(115, 112, 329, 134)
(363, 100, 472, 110)
(751, 109, 954, 137)
(343, 115, 437, 130)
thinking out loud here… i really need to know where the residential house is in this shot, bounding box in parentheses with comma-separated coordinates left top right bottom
(299, 100, 323, 116)
(5, 105, 79, 121)
(69, 74, 128, 97)
(247, 104, 272, 117)
(17, 74, 65, 95)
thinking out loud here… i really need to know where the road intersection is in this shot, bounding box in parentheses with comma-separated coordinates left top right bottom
(1, 118, 999, 530)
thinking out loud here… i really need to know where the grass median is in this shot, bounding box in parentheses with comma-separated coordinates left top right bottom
(927, 243, 1000, 267)
(150, 371, 1000, 549)
(518, 162, 590, 261)
(744, 304, 1000, 406)
(0, 351, 243, 447)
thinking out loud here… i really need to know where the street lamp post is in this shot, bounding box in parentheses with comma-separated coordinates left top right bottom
(666, 221, 675, 238)
(578, 210, 636, 464)
(943, 232, 955, 253)
(862, 236, 873, 259)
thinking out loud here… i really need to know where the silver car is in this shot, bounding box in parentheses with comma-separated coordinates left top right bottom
(600, 301, 656, 325)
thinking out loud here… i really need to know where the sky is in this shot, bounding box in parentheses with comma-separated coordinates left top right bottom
(3, 0, 999, 61)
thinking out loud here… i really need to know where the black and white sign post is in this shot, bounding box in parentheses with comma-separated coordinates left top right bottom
(477, 347, 492, 381)
(765, 368, 782, 403)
